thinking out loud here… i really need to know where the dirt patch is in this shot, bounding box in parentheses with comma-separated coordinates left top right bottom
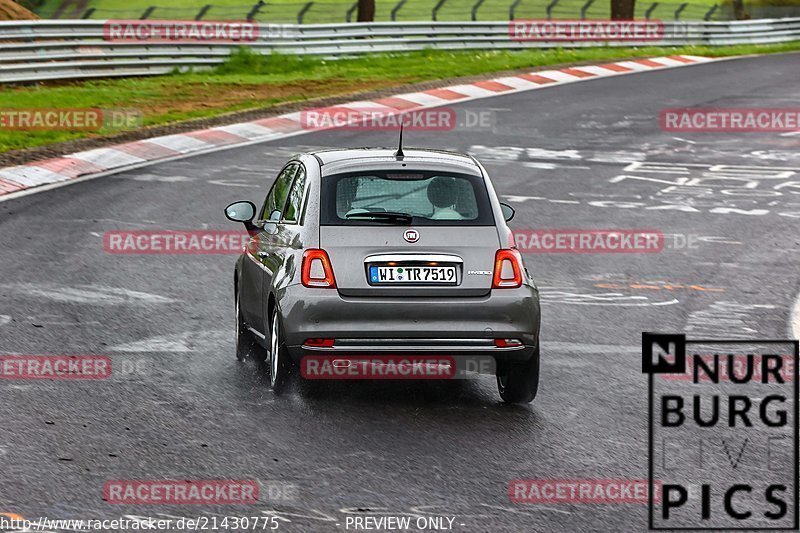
(0, 0, 38, 20)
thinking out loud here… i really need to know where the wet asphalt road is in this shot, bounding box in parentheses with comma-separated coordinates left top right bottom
(1, 52, 799, 532)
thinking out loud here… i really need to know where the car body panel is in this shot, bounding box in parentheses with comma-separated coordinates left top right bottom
(232, 147, 541, 367)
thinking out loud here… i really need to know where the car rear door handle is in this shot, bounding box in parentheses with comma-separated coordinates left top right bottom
(258, 251, 268, 259)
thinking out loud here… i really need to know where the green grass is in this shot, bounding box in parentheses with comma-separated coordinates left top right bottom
(2, 42, 799, 154)
(36, 0, 723, 22)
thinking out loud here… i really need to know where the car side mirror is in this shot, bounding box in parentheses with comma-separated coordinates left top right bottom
(225, 201, 258, 232)
(500, 203, 515, 222)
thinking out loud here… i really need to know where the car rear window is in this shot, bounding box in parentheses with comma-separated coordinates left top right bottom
(320, 171, 495, 226)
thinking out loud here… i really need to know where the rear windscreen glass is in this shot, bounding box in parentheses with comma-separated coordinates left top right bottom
(320, 171, 495, 226)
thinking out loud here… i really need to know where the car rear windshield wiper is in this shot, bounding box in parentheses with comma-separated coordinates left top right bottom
(345, 211, 414, 223)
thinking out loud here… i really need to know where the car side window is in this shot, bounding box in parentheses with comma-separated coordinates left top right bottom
(282, 165, 307, 224)
(259, 164, 298, 222)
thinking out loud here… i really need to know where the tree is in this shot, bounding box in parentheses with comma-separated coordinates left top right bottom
(610, 0, 635, 18)
(357, 0, 375, 21)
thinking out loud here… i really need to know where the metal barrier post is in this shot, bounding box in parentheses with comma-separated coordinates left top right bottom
(346, 1, 358, 21)
(390, 0, 407, 21)
(139, 6, 156, 19)
(471, 0, 486, 20)
(247, 0, 265, 21)
(703, 4, 718, 20)
(432, 0, 448, 21)
(546, 0, 558, 19)
(580, 0, 594, 19)
(644, 2, 659, 18)
(297, 2, 314, 23)
(674, 2, 687, 19)
(81, 8, 96, 18)
(195, 4, 212, 20)
(509, 0, 522, 20)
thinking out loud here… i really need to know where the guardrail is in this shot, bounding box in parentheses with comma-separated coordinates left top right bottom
(1, 18, 799, 83)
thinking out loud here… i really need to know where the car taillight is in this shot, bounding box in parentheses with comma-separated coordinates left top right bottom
(495, 338, 523, 348)
(304, 338, 335, 347)
(302, 249, 336, 288)
(492, 249, 523, 288)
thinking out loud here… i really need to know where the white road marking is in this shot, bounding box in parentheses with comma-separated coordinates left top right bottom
(145, 134, 211, 153)
(392, 92, 449, 106)
(569, 65, 624, 77)
(7, 284, 175, 305)
(644, 57, 688, 67)
(678, 55, 714, 62)
(533, 70, 584, 82)
(0, 165, 68, 187)
(214, 122, 276, 139)
(443, 84, 500, 98)
(612, 61, 653, 71)
(492, 76, 542, 90)
(540, 289, 680, 306)
(791, 292, 800, 340)
(69, 147, 145, 168)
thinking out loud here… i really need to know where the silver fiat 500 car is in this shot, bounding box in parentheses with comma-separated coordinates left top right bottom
(225, 146, 541, 403)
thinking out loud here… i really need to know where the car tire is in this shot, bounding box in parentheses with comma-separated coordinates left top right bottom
(496, 346, 540, 404)
(235, 292, 267, 362)
(267, 309, 292, 393)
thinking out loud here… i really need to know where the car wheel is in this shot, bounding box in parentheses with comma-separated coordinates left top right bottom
(267, 309, 291, 393)
(235, 293, 266, 362)
(496, 346, 540, 404)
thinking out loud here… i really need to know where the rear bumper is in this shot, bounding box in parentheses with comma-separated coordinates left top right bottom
(277, 283, 540, 363)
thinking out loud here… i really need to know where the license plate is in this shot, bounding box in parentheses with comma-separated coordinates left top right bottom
(369, 265, 457, 285)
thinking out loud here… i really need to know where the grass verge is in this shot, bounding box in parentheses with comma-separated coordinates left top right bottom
(2, 41, 799, 155)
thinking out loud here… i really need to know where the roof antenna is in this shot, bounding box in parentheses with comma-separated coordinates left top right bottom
(395, 122, 404, 159)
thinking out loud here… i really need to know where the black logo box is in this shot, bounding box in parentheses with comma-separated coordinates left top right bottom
(643, 333, 800, 531)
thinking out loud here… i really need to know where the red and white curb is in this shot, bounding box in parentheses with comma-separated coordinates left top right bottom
(0, 55, 714, 201)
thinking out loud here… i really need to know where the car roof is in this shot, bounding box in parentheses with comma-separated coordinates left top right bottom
(307, 148, 484, 177)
